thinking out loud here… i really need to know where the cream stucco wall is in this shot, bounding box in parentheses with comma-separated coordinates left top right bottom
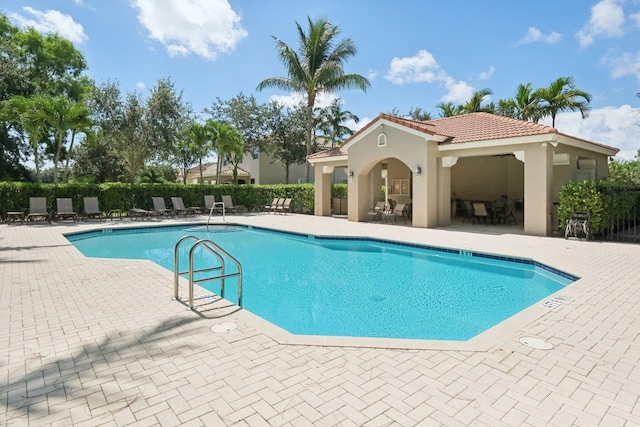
(451, 156, 524, 205)
(311, 118, 617, 237)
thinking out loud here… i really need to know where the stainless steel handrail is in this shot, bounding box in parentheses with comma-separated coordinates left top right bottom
(173, 235, 242, 311)
(206, 200, 225, 231)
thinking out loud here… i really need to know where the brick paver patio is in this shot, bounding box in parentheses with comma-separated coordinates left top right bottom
(1, 214, 638, 426)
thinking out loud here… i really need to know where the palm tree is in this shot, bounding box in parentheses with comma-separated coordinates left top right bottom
(39, 95, 92, 183)
(61, 101, 92, 182)
(535, 77, 592, 127)
(462, 88, 495, 114)
(208, 121, 244, 184)
(435, 101, 464, 117)
(316, 98, 359, 147)
(2, 95, 50, 183)
(257, 16, 370, 182)
(497, 83, 542, 122)
(186, 121, 213, 184)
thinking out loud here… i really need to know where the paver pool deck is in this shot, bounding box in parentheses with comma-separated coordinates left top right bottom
(1, 214, 638, 426)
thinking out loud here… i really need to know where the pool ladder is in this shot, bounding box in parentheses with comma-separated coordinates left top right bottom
(173, 235, 242, 310)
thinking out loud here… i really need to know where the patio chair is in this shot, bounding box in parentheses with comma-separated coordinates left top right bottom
(83, 197, 105, 220)
(367, 201, 386, 222)
(495, 204, 517, 225)
(222, 195, 245, 214)
(275, 198, 292, 214)
(26, 197, 51, 224)
(462, 200, 475, 223)
(471, 202, 489, 225)
(171, 197, 195, 216)
(55, 198, 78, 223)
(383, 203, 407, 224)
(565, 211, 591, 240)
(263, 198, 282, 213)
(152, 197, 174, 217)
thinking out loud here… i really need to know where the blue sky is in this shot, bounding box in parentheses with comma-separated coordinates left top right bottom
(5, 0, 640, 159)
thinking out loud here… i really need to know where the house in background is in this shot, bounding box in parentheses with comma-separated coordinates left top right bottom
(178, 138, 350, 185)
(177, 161, 251, 184)
(308, 112, 619, 236)
(238, 141, 348, 185)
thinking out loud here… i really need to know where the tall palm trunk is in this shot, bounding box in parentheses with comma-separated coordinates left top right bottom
(305, 95, 315, 183)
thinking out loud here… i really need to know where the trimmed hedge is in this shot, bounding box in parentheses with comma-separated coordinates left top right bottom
(0, 182, 347, 217)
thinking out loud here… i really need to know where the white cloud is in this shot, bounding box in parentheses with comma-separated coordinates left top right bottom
(384, 49, 477, 103)
(576, 0, 625, 47)
(542, 105, 640, 160)
(478, 66, 495, 80)
(632, 12, 640, 28)
(440, 76, 475, 103)
(130, 0, 247, 60)
(518, 27, 562, 45)
(606, 50, 640, 80)
(136, 81, 146, 89)
(9, 7, 87, 44)
(385, 50, 440, 84)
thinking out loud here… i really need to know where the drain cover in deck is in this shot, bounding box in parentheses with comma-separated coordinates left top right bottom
(519, 336, 554, 350)
(211, 322, 237, 333)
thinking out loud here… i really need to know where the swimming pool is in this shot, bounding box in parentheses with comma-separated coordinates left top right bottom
(67, 224, 576, 341)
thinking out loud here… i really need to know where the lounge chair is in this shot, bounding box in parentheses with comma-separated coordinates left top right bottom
(170, 197, 195, 216)
(383, 203, 407, 224)
(275, 198, 292, 214)
(55, 198, 78, 223)
(83, 197, 105, 220)
(367, 201, 386, 222)
(152, 197, 174, 217)
(264, 198, 282, 213)
(221, 195, 244, 214)
(26, 197, 51, 224)
(204, 195, 225, 215)
(471, 202, 489, 225)
(128, 208, 161, 221)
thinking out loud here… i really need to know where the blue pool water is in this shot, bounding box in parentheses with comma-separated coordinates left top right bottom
(67, 225, 575, 341)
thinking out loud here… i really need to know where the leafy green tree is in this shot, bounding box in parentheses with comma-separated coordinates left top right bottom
(264, 101, 307, 183)
(0, 13, 89, 180)
(71, 135, 125, 182)
(608, 150, 640, 185)
(118, 92, 149, 183)
(145, 78, 191, 162)
(535, 76, 592, 127)
(407, 107, 433, 121)
(205, 93, 269, 156)
(72, 81, 124, 182)
(257, 16, 370, 182)
(316, 98, 359, 147)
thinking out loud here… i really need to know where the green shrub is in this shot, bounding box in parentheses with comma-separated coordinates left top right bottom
(558, 180, 607, 234)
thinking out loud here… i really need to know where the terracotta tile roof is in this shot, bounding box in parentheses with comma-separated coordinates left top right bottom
(423, 112, 556, 143)
(307, 146, 347, 160)
(308, 112, 617, 160)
